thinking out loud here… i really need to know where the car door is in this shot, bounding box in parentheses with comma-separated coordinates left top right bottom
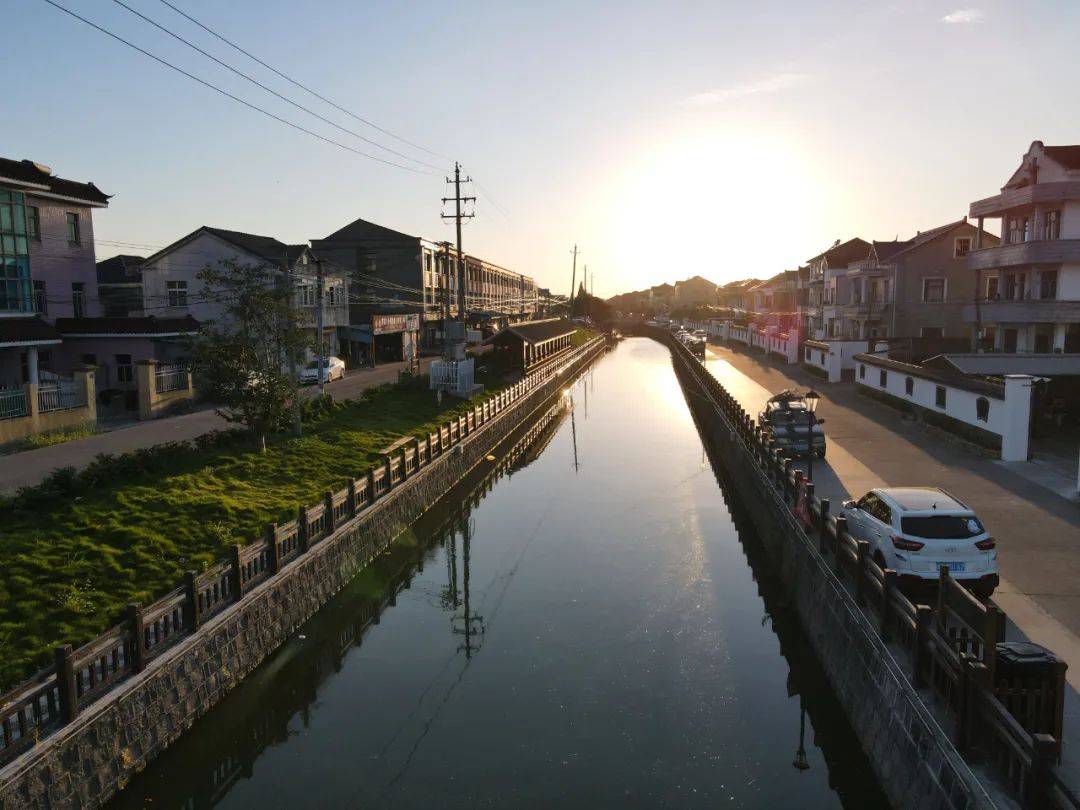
(846, 493, 875, 537)
(865, 499, 892, 558)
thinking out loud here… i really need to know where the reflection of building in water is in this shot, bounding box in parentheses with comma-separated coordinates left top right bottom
(124, 396, 571, 810)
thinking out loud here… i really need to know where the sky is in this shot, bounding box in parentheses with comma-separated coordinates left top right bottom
(4, 0, 1080, 298)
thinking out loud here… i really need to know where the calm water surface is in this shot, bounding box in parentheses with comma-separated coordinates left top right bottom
(111, 338, 888, 809)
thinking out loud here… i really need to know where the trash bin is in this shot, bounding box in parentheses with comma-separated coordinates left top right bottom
(994, 642, 1066, 753)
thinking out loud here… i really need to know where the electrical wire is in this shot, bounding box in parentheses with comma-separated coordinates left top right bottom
(154, 0, 450, 162)
(39, 0, 437, 176)
(110, 0, 443, 172)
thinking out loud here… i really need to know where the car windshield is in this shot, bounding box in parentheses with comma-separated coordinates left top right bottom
(900, 515, 984, 539)
(771, 409, 811, 425)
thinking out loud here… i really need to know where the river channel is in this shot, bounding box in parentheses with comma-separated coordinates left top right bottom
(110, 337, 888, 809)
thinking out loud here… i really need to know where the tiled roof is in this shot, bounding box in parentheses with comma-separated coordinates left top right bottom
(0, 157, 110, 206)
(1043, 145, 1080, 170)
(871, 240, 913, 262)
(807, 238, 871, 268)
(56, 315, 200, 336)
(0, 317, 61, 347)
(887, 220, 966, 261)
(202, 227, 307, 268)
(492, 318, 576, 345)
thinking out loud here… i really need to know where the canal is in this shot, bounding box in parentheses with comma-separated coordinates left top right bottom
(110, 337, 888, 809)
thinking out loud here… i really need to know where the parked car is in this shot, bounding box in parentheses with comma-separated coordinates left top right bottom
(840, 487, 998, 597)
(758, 391, 826, 458)
(300, 356, 346, 384)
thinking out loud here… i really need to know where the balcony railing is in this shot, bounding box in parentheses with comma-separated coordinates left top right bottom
(961, 299, 1080, 323)
(966, 239, 1080, 270)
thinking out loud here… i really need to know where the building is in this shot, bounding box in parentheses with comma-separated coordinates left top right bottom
(96, 254, 145, 316)
(0, 157, 109, 386)
(965, 141, 1080, 353)
(749, 270, 799, 330)
(139, 226, 350, 363)
(716, 279, 761, 317)
(486, 318, 576, 374)
(311, 217, 538, 348)
(673, 275, 719, 309)
(843, 220, 995, 341)
(803, 238, 871, 339)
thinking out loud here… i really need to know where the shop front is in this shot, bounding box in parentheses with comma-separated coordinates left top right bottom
(344, 312, 420, 368)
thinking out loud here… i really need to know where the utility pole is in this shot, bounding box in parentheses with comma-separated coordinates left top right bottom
(569, 245, 579, 315)
(315, 257, 326, 396)
(286, 249, 301, 436)
(442, 162, 475, 322)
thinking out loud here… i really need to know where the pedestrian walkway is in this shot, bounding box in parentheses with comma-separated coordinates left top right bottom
(0, 356, 436, 494)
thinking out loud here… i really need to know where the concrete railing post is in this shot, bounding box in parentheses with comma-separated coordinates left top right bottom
(54, 644, 79, 724)
(881, 569, 898, 643)
(818, 498, 830, 552)
(1027, 734, 1057, 809)
(855, 540, 869, 606)
(324, 491, 336, 533)
(914, 605, 933, 687)
(184, 571, 200, 631)
(297, 504, 309, 553)
(127, 603, 147, 673)
(230, 544, 244, 599)
(266, 523, 281, 574)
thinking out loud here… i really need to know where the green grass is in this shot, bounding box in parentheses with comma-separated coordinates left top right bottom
(0, 371, 506, 691)
(2, 423, 100, 455)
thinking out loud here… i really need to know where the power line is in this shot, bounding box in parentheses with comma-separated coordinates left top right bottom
(154, 0, 449, 162)
(39, 0, 436, 175)
(110, 0, 443, 172)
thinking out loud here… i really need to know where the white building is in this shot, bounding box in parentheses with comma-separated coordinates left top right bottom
(966, 141, 1080, 353)
(140, 227, 350, 360)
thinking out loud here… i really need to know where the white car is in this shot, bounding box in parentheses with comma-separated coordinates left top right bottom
(300, 356, 346, 384)
(840, 487, 998, 597)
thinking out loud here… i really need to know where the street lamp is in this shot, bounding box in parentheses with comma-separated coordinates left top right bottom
(804, 389, 820, 482)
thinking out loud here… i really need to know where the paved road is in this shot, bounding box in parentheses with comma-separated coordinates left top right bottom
(700, 342, 1080, 678)
(0, 357, 437, 494)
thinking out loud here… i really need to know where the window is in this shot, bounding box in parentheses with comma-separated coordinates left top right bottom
(72, 282, 85, 318)
(954, 237, 971, 257)
(364, 255, 376, 275)
(27, 206, 40, 241)
(935, 385, 947, 409)
(901, 515, 983, 539)
(1043, 210, 1061, 240)
(33, 280, 46, 315)
(1039, 270, 1058, 301)
(859, 364, 866, 380)
(922, 278, 946, 303)
(115, 354, 133, 384)
(905, 377, 914, 396)
(976, 397, 989, 422)
(879, 369, 887, 388)
(167, 280, 188, 308)
(0, 188, 32, 312)
(986, 276, 999, 300)
(920, 326, 944, 338)
(296, 284, 314, 307)
(66, 212, 80, 244)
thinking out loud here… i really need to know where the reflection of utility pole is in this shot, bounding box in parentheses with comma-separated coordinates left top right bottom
(793, 696, 810, 772)
(447, 526, 459, 610)
(583, 375, 588, 420)
(570, 399, 580, 473)
(452, 517, 484, 657)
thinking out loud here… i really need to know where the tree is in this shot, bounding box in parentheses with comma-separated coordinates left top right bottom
(190, 260, 309, 451)
(571, 282, 612, 324)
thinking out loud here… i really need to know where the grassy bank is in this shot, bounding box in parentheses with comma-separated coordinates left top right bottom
(0, 370, 512, 691)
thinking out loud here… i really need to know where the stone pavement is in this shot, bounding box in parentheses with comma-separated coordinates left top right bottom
(0, 356, 436, 494)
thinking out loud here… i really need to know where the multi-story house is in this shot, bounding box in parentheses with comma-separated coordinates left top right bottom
(749, 270, 799, 330)
(0, 157, 108, 386)
(139, 226, 349, 363)
(673, 275, 719, 309)
(716, 279, 760, 317)
(965, 141, 1080, 353)
(843, 220, 995, 341)
(96, 254, 145, 316)
(312, 217, 537, 347)
(803, 238, 870, 339)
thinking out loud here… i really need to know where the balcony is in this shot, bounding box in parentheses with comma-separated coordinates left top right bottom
(969, 181, 1080, 218)
(965, 239, 1080, 271)
(961, 299, 1080, 323)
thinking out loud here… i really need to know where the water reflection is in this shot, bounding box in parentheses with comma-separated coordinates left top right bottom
(110, 339, 887, 810)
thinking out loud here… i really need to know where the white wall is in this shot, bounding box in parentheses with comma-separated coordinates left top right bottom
(855, 358, 1032, 460)
(1057, 263, 1080, 299)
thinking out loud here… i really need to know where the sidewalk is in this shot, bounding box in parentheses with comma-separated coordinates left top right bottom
(0, 356, 436, 494)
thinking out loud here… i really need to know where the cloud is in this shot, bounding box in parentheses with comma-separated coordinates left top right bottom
(941, 8, 985, 23)
(681, 72, 810, 108)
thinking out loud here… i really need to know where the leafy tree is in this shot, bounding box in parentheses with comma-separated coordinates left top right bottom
(571, 282, 612, 324)
(190, 260, 309, 451)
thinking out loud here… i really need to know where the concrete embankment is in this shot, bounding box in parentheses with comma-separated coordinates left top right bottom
(0, 338, 607, 810)
(654, 327, 997, 810)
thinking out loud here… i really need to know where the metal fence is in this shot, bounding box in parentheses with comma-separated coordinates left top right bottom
(37, 378, 84, 413)
(0, 386, 28, 421)
(155, 364, 189, 394)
